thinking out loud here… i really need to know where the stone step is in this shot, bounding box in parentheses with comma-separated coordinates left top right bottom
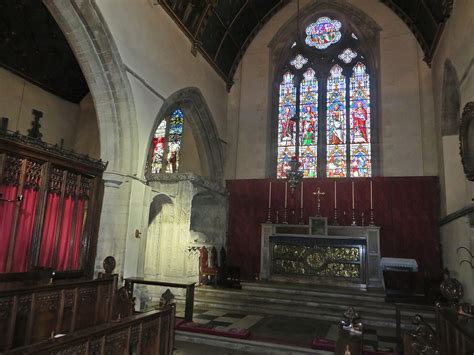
(186, 284, 435, 328)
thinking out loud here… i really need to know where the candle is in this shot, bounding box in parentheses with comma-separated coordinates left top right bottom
(268, 180, 272, 209)
(334, 181, 337, 209)
(352, 181, 355, 209)
(370, 180, 373, 209)
(300, 181, 304, 209)
(284, 181, 288, 208)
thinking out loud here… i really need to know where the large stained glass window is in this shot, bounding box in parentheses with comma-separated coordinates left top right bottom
(150, 109, 184, 174)
(275, 15, 375, 178)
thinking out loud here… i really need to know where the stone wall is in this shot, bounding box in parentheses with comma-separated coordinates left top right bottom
(431, 0, 474, 302)
(145, 174, 227, 283)
(225, 0, 438, 179)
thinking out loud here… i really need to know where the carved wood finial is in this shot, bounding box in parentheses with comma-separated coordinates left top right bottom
(27, 109, 43, 140)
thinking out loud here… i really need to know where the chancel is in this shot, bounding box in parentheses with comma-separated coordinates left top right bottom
(0, 0, 473, 354)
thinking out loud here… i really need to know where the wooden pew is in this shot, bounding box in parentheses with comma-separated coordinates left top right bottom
(0, 276, 116, 351)
(4, 306, 176, 355)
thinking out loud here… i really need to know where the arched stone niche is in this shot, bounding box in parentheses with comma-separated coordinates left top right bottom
(145, 87, 225, 183)
(442, 60, 461, 136)
(145, 173, 227, 283)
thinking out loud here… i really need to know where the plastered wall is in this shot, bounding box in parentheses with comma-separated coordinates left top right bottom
(431, 0, 474, 302)
(95, 0, 227, 179)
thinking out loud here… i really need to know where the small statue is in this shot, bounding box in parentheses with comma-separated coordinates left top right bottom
(341, 307, 363, 333)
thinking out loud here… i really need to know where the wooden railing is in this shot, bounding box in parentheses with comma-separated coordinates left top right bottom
(4, 306, 176, 355)
(436, 304, 474, 354)
(0, 276, 116, 352)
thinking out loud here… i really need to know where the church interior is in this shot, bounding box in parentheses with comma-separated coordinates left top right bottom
(0, 0, 473, 354)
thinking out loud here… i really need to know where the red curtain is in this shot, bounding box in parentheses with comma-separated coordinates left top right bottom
(71, 199, 86, 270)
(12, 188, 38, 272)
(39, 193, 60, 268)
(56, 196, 75, 271)
(0, 185, 18, 272)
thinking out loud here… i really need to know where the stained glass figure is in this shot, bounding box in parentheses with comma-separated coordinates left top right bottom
(349, 62, 371, 177)
(350, 62, 370, 144)
(299, 68, 318, 177)
(277, 146, 295, 179)
(305, 17, 342, 49)
(165, 109, 184, 173)
(150, 120, 167, 173)
(290, 54, 308, 69)
(277, 72, 297, 178)
(326, 65, 347, 177)
(350, 143, 371, 177)
(338, 48, 357, 63)
(150, 108, 185, 174)
(301, 146, 317, 177)
(327, 145, 347, 178)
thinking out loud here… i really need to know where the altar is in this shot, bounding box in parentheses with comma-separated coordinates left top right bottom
(260, 222, 383, 289)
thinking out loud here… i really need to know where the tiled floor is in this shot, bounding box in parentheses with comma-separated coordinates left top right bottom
(176, 306, 398, 351)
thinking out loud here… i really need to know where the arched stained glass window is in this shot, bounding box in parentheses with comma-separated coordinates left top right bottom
(274, 15, 376, 178)
(150, 109, 184, 174)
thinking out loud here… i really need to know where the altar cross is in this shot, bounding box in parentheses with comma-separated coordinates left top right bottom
(313, 187, 325, 216)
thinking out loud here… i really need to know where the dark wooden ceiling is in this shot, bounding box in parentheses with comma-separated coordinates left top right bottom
(0, 1, 88, 104)
(162, 0, 454, 88)
(0, 0, 454, 102)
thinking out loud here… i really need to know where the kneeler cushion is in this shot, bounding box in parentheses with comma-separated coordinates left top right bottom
(177, 321, 250, 339)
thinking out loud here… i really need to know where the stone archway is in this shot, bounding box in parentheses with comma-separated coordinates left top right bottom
(43, 0, 140, 276)
(43, 0, 138, 175)
(145, 87, 224, 183)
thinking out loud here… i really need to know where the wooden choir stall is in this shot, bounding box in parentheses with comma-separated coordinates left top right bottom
(0, 128, 176, 354)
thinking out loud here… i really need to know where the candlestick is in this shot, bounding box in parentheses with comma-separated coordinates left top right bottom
(361, 211, 365, 226)
(276, 210, 279, 224)
(351, 208, 357, 226)
(299, 207, 304, 224)
(352, 181, 355, 209)
(370, 180, 373, 210)
(284, 181, 288, 209)
(369, 209, 375, 226)
(283, 207, 288, 224)
(300, 181, 304, 209)
(268, 181, 272, 209)
(334, 181, 337, 209)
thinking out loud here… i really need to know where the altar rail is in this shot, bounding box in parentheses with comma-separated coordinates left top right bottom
(4, 307, 175, 355)
(0, 276, 116, 352)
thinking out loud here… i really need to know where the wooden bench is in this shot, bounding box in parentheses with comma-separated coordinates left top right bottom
(0, 275, 116, 351)
(4, 306, 176, 355)
(124, 277, 195, 322)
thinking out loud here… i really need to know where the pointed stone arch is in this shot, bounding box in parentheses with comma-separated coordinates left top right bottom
(43, 0, 138, 175)
(146, 87, 224, 182)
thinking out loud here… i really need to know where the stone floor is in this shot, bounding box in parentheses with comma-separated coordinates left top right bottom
(175, 306, 398, 352)
(174, 341, 251, 355)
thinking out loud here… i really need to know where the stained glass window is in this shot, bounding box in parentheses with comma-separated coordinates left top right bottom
(299, 68, 318, 177)
(305, 17, 342, 49)
(326, 65, 347, 177)
(275, 16, 375, 178)
(338, 48, 357, 63)
(277, 72, 297, 178)
(150, 108, 184, 174)
(349, 62, 371, 176)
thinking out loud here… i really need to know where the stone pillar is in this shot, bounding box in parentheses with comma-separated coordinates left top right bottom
(145, 173, 228, 283)
(95, 172, 151, 278)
